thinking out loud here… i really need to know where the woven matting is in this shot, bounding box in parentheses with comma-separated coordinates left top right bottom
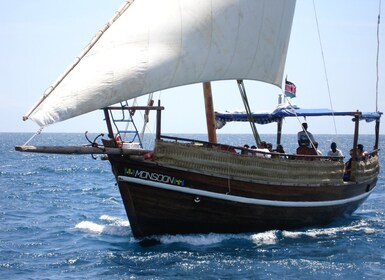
(154, 141, 379, 185)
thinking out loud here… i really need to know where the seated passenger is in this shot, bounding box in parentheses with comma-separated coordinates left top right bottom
(272, 144, 286, 159)
(273, 144, 285, 154)
(296, 145, 317, 160)
(241, 144, 250, 155)
(259, 141, 267, 149)
(266, 143, 273, 152)
(327, 142, 343, 160)
(343, 149, 353, 181)
(357, 144, 369, 160)
(252, 145, 271, 158)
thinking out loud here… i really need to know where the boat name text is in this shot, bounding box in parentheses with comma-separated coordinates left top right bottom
(125, 168, 185, 186)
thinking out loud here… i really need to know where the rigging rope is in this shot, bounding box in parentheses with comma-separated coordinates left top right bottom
(376, 0, 381, 112)
(23, 127, 44, 146)
(312, 0, 338, 135)
(284, 98, 320, 155)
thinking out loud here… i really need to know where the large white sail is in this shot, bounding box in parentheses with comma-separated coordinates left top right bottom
(24, 0, 296, 127)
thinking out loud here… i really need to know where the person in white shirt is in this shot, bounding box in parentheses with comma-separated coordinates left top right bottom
(327, 142, 343, 158)
(297, 122, 315, 148)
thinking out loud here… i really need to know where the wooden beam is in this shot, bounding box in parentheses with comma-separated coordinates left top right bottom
(15, 145, 150, 155)
(103, 108, 114, 139)
(105, 105, 164, 111)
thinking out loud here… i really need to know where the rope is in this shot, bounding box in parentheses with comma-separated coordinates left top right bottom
(376, 0, 382, 112)
(23, 127, 44, 146)
(285, 98, 320, 155)
(312, 0, 338, 135)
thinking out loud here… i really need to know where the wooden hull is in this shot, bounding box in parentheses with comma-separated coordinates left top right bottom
(108, 153, 378, 239)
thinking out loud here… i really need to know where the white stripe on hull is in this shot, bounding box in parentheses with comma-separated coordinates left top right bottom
(118, 176, 371, 208)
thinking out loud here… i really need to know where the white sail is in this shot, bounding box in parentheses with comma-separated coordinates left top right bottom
(24, 0, 296, 127)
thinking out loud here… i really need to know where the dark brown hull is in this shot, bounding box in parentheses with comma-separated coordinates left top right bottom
(109, 155, 377, 239)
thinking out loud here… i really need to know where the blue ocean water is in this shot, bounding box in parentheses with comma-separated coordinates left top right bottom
(1, 132, 385, 279)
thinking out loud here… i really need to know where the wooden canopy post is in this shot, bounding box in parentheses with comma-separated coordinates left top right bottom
(203, 82, 217, 143)
(156, 100, 162, 141)
(374, 118, 380, 152)
(276, 119, 283, 146)
(350, 112, 360, 181)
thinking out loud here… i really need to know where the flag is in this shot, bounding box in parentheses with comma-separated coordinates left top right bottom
(284, 80, 296, 98)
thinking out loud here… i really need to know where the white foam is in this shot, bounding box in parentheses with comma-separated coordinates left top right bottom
(75, 221, 105, 234)
(99, 215, 130, 227)
(250, 230, 279, 246)
(75, 215, 130, 237)
(282, 220, 376, 239)
(159, 233, 247, 245)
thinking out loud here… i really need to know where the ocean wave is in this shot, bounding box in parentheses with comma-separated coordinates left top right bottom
(282, 219, 376, 239)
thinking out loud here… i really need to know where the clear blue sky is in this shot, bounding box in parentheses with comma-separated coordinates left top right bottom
(1, 0, 384, 136)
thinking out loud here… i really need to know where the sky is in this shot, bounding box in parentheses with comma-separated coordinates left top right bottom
(1, 0, 384, 138)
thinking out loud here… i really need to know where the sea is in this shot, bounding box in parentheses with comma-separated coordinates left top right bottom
(1, 132, 385, 279)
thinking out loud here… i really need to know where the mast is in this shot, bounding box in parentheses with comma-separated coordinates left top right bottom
(203, 82, 217, 143)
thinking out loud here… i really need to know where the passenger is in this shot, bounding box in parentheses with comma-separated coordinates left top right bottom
(266, 143, 273, 152)
(274, 144, 285, 154)
(241, 144, 250, 155)
(327, 142, 343, 159)
(272, 144, 286, 159)
(259, 141, 267, 149)
(343, 149, 353, 181)
(252, 145, 271, 158)
(250, 145, 257, 155)
(297, 122, 316, 148)
(296, 145, 317, 160)
(357, 144, 369, 160)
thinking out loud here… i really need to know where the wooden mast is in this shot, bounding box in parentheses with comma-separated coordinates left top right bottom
(203, 82, 217, 143)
